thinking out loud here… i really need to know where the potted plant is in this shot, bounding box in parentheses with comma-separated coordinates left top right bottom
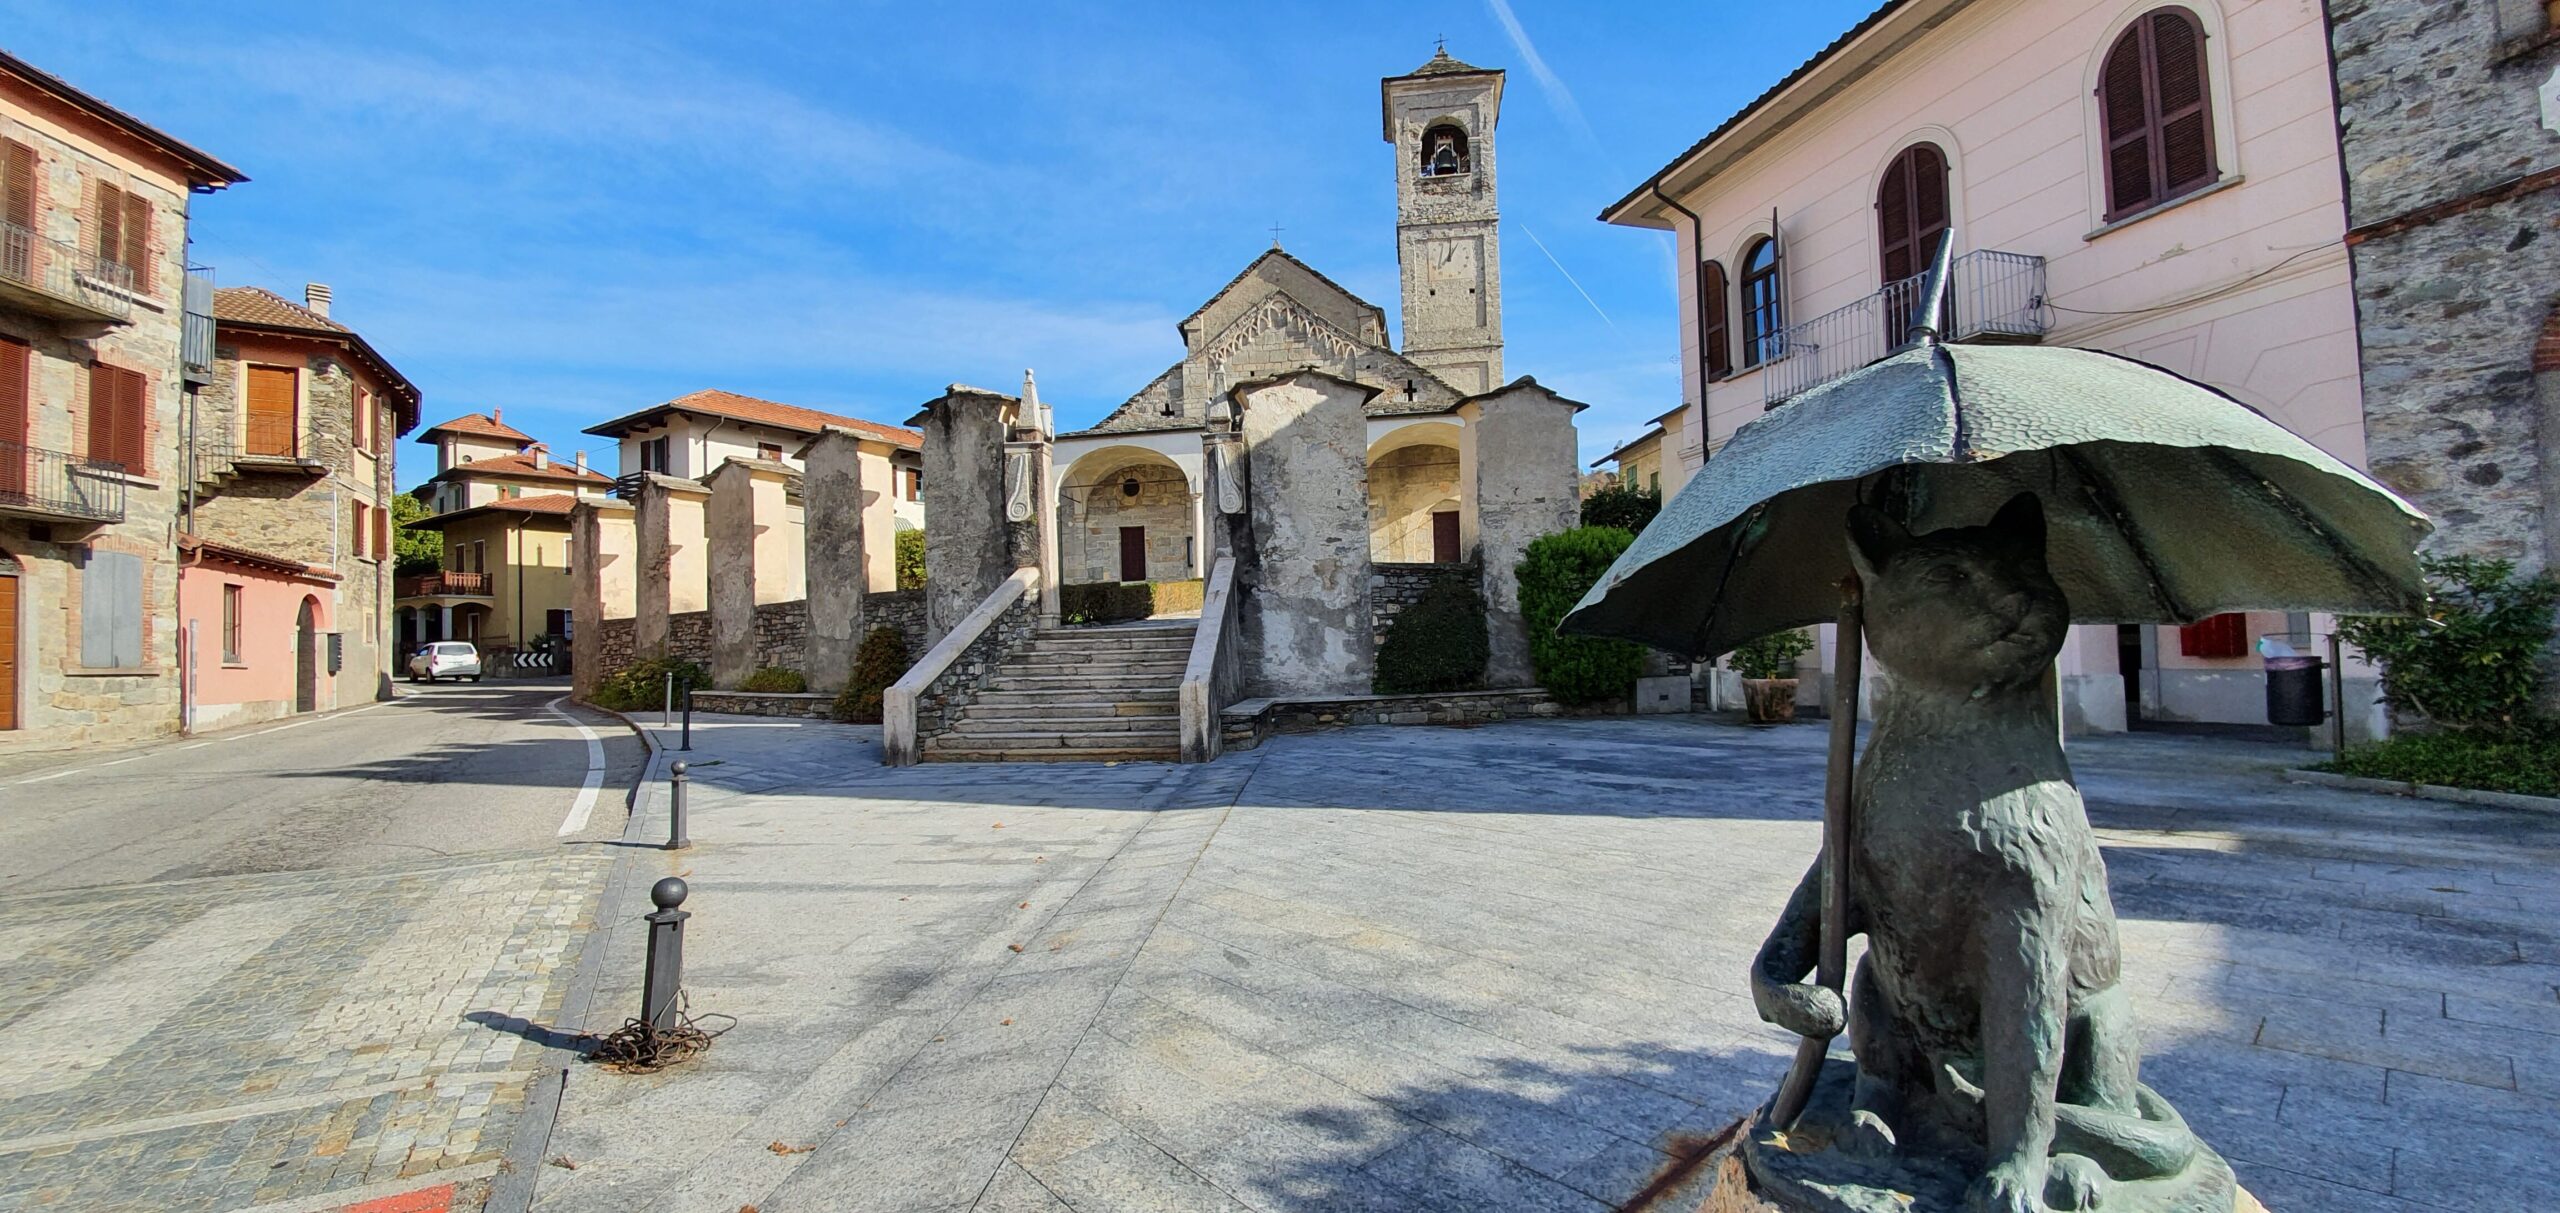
(1731, 628, 1813, 724)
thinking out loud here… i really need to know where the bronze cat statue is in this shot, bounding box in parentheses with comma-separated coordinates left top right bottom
(1749, 494, 2227, 1213)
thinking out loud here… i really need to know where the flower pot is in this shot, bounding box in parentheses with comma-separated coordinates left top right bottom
(1742, 677, 1799, 724)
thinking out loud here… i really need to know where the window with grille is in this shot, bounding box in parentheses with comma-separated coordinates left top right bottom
(87, 363, 148, 473)
(2098, 9, 2219, 222)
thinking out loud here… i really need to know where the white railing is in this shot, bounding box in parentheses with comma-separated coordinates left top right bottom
(0, 219, 136, 321)
(1178, 556, 1241, 763)
(1760, 249, 2047, 408)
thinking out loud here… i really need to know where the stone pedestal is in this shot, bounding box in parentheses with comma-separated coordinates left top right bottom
(634, 475, 709, 660)
(915, 385, 1020, 645)
(705, 458, 796, 689)
(801, 427, 871, 692)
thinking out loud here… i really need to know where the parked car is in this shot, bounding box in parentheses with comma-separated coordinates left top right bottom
(408, 641, 483, 683)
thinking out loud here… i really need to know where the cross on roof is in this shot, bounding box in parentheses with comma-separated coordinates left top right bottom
(1269, 221, 1285, 249)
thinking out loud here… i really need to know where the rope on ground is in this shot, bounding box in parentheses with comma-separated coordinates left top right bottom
(583, 992, 735, 1073)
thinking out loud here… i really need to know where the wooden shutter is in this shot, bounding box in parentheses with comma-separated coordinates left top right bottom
(0, 570, 18, 730)
(94, 183, 124, 267)
(375, 503, 390, 559)
(120, 189, 149, 291)
(1701, 260, 1732, 381)
(353, 502, 369, 559)
(246, 365, 297, 457)
(2100, 9, 2217, 222)
(2150, 10, 2216, 198)
(81, 549, 142, 668)
(2099, 24, 2156, 217)
(2, 141, 32, 289)
(0, 336, 26, 498)
(2178, 612, 2248, 659)
(87, 363, 145, 473)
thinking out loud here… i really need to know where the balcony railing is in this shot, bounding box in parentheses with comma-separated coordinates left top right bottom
(397, 571, 493, 598)
(182, 265, 216, 381)
(0, 439, 128, 524)
(1760, 249, 2047, 408)
(0, 220, 136, 324)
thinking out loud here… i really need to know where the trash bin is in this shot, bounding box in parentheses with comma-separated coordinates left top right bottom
(2265, 655, 2326, 726)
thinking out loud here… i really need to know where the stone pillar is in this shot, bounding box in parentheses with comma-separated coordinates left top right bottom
(1004, 431, 1056, 621)
(1232, 371, 1377, 697)
(704, 458, 795, 688)
(916, 386, 1021, 644)
(569, 499, 636, 701)
(802, 427, 869, 692)
(633, 474, 710, 659)
(1457, 377, 1582, 688)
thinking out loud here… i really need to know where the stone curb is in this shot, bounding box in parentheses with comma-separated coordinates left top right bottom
(2282, 767, 2560, 814)
(487, 700, 663, 1213)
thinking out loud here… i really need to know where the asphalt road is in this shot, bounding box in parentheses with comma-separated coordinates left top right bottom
(0, 680, 646, 893)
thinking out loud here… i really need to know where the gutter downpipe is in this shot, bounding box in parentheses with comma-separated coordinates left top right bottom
(1649, 181, 1712, 467)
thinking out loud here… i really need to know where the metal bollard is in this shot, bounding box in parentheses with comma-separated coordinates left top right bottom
(666, 761, 693, 851)
(640, 876, 689, 1030)
(680, 688, 693, 751)
(661, 671, 674, 727)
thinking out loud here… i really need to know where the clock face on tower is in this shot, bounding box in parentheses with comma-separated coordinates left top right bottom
(1425, 239, 1478, 290)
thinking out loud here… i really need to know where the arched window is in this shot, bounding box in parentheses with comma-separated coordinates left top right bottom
(1700, 259, 1732, 381)
(1878, 142, 1951, 345)
(1739, 238, 1784, 368)
(1419, 124, 1471, 177)
(2098, 8, 2218, 222)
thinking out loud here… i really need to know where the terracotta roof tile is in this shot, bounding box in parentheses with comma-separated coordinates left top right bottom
(492, 493, 581, 514)
(582, 389, 921, 449)
(431, 450, 611, 485)
(419, 412, 535, 443)
(212, 286, 348, 334)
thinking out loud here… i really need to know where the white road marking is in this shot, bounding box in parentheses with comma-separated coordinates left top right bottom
(180, 742, 213, 750)
(548, 697, 607, 837)
(94, 756, 143, 768)
(16, 769, 80, 784)
(0, 897, 325, 1097)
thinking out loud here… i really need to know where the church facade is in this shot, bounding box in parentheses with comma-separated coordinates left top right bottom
(1050, 50, 1564, 591)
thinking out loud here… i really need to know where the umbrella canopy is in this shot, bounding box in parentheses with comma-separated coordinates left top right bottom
(1561, 341, 2432, 657)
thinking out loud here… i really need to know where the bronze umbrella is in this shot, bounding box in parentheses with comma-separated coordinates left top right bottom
(1559, 245, 2431, 1123)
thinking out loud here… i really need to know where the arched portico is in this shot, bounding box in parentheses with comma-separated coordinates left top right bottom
(1366, 420, 1465, 563)
(1057, 444, 1201, 584)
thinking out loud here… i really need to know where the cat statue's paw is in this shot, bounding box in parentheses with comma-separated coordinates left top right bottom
(2045, 1154, 2106, 1211)
(1968, 1159, 2047, 1213)
(1754, 981, 1846, 1038)
(1840, 1109, 1898, 1161)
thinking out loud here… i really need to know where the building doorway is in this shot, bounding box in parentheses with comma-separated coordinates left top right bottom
(0, 569, 17, 730)
(295, 597, 319, 713)
(1431, 511, 1461, 563)
(1119, 526, 1147, 583)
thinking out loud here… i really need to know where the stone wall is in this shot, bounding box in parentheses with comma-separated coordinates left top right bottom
(913, 584, 1038, 741)
(1067, 459, 1193, 583)
(920, 388, 1017, 644)
(687, 690, 835, 719)
(866, 589, 926, 662)
(1371, 561, 1471, 646)
(1367, 444, 1460, 562)
(589, 589, 922, 692)
(1237, 373, 1377, 697)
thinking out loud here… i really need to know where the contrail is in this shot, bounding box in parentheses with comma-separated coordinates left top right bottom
(1521, 223, 1617, 334)
(1485, 0, 1604, 162)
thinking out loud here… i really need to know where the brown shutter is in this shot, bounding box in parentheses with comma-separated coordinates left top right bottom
(88, 363, 145, 472)
(116, 366, 147, 472)
(1878, 156, 1914, 284)
(120, 189, 150, 291)
(1, 140, 32, 229)
(94, 183, 123, 267)
(246, 365, 298, 456)
(2150, 10, 2215, 196)
(375, 500, 391, 556)
(0, 336, 27, 499)
(2100, 25, 2155, 217)
(1700, 260, 1731, 380)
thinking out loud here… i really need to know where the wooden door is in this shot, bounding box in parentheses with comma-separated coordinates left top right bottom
(0, 572, 17, 730)
(245, 365, 297, 457)
(295, 597, 317, 713)
(1878, 143, 1950, 345)
(0, 336, 26, 501)
(1118, 527, 1147, 583)
(1431, 511, 1461, 563)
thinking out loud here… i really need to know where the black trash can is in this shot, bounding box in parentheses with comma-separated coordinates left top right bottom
(2265, 655, 2326, 726)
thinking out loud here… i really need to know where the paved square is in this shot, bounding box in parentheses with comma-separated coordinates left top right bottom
(540, 715, 2560, 1212)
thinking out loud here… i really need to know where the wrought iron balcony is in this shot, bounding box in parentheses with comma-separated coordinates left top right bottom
(396, 571, 493, 598)
(0, 220, 136, 325)
(1760, 249, 2047, 409)
(182, 265, 216, 382)
(0, 439, 128, 524)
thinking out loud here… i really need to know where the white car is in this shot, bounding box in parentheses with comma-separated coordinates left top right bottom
(408, 641, 483, 683)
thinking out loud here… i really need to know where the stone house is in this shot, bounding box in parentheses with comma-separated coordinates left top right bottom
(178, 283, 421, 729)
(581, 388, 924, 534)
(0, 49, 244, 751)
(397, 410, 613, 650)
(2328, 0, 2560, 699)
(1604, 0, 2375, 735)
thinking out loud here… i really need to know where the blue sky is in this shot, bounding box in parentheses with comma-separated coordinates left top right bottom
(8, 0, 1880, 484)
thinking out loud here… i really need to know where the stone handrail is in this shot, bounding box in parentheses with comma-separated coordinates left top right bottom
(1178, 555, 1241, 763)
(882, 566, 1038, 765)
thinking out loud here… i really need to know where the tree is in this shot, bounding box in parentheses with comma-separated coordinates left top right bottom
(1580, 484, 1662, 533)
(2337, 555, 2557, 733)
(895, 528, 926, 590)
(1515, 526, 1646, 704)
(391, 492, 442, 577)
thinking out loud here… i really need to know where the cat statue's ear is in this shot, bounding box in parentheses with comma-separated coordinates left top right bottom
(1988, 492, 2048, 559)
(1846, 504, 1911, 583)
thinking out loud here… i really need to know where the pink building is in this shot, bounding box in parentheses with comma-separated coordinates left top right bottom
(176, 535, 338, 728)
(1605, 0, 2374, 735)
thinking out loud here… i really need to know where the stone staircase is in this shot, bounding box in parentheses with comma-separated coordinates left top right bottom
(922, 621, 1195, 762)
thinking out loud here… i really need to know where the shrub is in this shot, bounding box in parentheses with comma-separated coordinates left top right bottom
(1516, 526, 1645, 705)
(1580, 484, 1662, 534)
(833, 626, 910, 723)
(1061, 582, 1154, 625)
(1150, 578, 1206, 615)
(2336, 555, 2557, 733)
(739, 666, 807, 693)
(1375, 574, 1490, 694)
(1730, 628, 1812, 679)
(895, 528, 927, 591)
(591, 657, 707, 713)
(2319, 721, 2560, 798)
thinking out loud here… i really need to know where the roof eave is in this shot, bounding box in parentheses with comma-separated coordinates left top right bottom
(0, 49, 247, 187)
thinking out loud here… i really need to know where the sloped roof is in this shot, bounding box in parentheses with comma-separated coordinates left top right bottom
(1403, 47, 1491, 77)
(410, 493, 582, 529)
(214, 286, 421, 425)
(429, 450, 611, 486)
(1178, 248, 1384, 337)
(418, 411, 534, 444)
(1592, 427, 1666, 469)
(178, 533, 332, 579)
(582, 389, 923, 449)
(0, 49, 246, 187)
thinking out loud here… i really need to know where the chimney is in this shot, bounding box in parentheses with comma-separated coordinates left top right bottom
(304, 283, 332, 318)
(574, 450, 588, 474)
(492, 408, 503, 423)
(530, 443, 549, 470)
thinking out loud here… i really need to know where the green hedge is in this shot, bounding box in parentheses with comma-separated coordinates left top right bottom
(833, 626, 910, 723)
(2319, 723, 2560, 798)
(1375, 574, 1489, 694)
(1580, 484, 1662, 534)
(1060, 579, 1205, 625)
(592, 657, 707, 713)
(739, 666, 807, 693)
(1516, 526, 1644, 705)
(2336, 555, 2556, 733)
(895, 529, 927, 590)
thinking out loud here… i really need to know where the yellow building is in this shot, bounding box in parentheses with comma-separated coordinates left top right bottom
(399, 494, 576, 654)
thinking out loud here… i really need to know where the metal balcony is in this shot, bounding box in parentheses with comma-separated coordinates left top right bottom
(0, 439, 128, 524)
(0, 220, 135, 325)
(182, 265, 216, 383)
(1760, 249, 2047, 409)
(396, 571, 493, 599)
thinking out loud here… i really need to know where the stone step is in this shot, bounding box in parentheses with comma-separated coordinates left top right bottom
(928, 727, 1179, 749)
(1028, 630, 1196, 650)
(922, 744, 1180, 764)
(1001, 656, 1191, 675)
(948, 714, 1178, 735)
(986, 672, 1186, 690)
(970, 685, 1177, 704)
(961, 699, 1177, 719)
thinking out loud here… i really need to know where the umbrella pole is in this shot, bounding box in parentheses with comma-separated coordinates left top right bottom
(1772, 573, 1866, 1127)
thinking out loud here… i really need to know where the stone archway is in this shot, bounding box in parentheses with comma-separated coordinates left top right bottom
(1367, 422, 1464, 563)
(1060, 448, 1195, 585)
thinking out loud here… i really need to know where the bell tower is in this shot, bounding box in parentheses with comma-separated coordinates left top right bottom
(1383, 48, 1505, 395)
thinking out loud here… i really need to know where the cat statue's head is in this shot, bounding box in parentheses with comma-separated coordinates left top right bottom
(1847, 493, 2068, 696)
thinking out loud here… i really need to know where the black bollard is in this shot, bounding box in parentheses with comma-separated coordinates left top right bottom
(666, 761, 693, 851)
(680, 688, 693, 752)
(641, 876, 689, 1030)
